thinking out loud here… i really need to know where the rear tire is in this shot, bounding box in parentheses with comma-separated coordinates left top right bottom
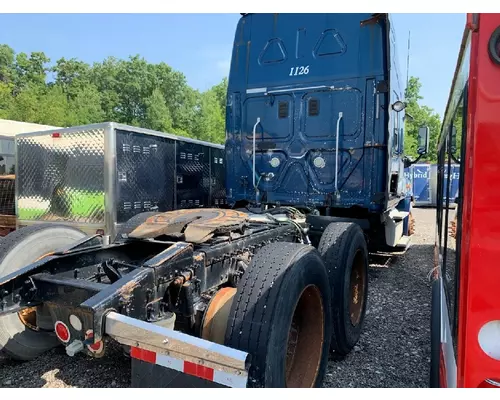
(224, 242, 332, 388)
(0, 224, 87, 361)
(317, 222, 369, 357)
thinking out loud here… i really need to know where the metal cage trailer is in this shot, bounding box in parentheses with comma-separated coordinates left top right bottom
(14, 122, 225, 240)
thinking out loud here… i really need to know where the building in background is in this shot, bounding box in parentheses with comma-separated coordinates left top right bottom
(0, 119, 60, 137)
(0, 119, 60, 235)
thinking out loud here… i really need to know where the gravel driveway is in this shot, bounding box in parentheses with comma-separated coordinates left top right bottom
(325, 207, 435, 388)
(0, 208, 436, 388)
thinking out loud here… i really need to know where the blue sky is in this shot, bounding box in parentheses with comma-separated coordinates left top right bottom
(0, 13, 465, 118)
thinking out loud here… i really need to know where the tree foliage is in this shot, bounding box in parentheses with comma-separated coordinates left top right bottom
(404, 76, 442, 163)
(0, 44, 443, 155)
(0, 45, 228, 144)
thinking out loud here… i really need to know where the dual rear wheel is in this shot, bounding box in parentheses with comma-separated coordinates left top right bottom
(219, 222, 369, 387)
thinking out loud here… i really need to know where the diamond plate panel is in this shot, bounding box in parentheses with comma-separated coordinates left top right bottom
(115, 129, 176, 223)
(176, 141, 210, 209)
(16, 129, 105, 224)
(210, 147, 226, 207)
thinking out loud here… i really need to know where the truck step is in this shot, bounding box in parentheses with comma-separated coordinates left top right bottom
(389, 210, 410, 221)
(395, 235, 411, 248)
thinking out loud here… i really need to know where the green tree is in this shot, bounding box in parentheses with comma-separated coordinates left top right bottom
(52, 57, 91, 99)
(0, 42, 231, 144)
(15, 51, 50, 90)
(193, 89, 225, 144)
(0, 45, 15, 84)
(211, 77, 228, 113)
(404, 76, 441, 162)
(144, 88, 173, 133)
(67, 83, 105, 126)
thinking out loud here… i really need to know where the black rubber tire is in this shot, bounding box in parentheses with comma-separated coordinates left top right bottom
(317, 222, 369, 357)
(114, 211, 160, 242)
(224, 242, 332, 388)
(0, 224, 87, 361)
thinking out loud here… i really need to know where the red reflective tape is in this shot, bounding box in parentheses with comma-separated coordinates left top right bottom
(439, 345, 448, 388)
(183, 360, 215, 381)
(130, 347, 156, 364)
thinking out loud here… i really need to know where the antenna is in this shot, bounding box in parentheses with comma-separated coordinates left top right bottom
(405, 30, 411, 97)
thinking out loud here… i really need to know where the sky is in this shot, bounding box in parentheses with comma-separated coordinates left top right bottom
(0, 13, 465, 118)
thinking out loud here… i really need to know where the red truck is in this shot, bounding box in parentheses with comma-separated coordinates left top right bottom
(431, 13, 500, 388)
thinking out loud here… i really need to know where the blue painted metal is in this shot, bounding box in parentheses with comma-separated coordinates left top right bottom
(225, 13, 409, 215)
(402, 166, 413, 234)
(443, 164, 460, 204)
(403, 166, 414, 198)
(412, 164, 432, 206)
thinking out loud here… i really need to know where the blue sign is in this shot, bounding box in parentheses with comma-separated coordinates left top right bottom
(412, 164, 432, 205)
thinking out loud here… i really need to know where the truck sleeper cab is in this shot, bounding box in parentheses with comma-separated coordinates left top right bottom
(225, 13, 421, 250)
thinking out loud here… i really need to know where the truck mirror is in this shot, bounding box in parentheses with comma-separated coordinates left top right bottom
(392, 100, 406, 113)
(450, 125, 457, 154)
(417, 126, 429, 155)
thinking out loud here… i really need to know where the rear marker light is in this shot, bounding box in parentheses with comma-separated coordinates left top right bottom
(69, 314, 82, 331)
(85, 330, 104, 355)
(52, 133, 61, 138)
(55, 321, 70, 343)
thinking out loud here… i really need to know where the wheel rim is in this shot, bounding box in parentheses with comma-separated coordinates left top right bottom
(349, 250, 367, 326)
(18, 307, 39, 331)
(17, 251, 54, 332)
(285, 284, 324, 388)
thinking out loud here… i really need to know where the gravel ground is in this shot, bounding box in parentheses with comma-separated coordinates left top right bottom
(324, 207, 436, 388)
(0, 208, 437, 388)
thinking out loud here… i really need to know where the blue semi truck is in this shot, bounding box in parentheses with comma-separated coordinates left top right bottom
(225, 13, 427, 250)
(0, 13, 429, 388)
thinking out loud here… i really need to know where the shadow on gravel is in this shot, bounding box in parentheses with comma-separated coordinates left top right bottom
(0, 342, 131, 388)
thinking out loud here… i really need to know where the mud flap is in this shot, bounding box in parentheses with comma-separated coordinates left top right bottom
(131, 358, 226, 388)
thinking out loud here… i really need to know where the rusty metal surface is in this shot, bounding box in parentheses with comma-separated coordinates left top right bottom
(201, 287, 236, 345)
(129, 208, 249, 243)
(360, 13, 386, 26)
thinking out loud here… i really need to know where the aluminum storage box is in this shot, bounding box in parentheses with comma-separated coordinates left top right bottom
(15, 122, 225, 239)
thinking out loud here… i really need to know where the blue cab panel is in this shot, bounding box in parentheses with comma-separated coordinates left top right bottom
(225, 13, 407, 213)
(412, 164, 431, 206)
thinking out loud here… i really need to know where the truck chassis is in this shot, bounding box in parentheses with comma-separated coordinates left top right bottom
(0, 207, 369, 388)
